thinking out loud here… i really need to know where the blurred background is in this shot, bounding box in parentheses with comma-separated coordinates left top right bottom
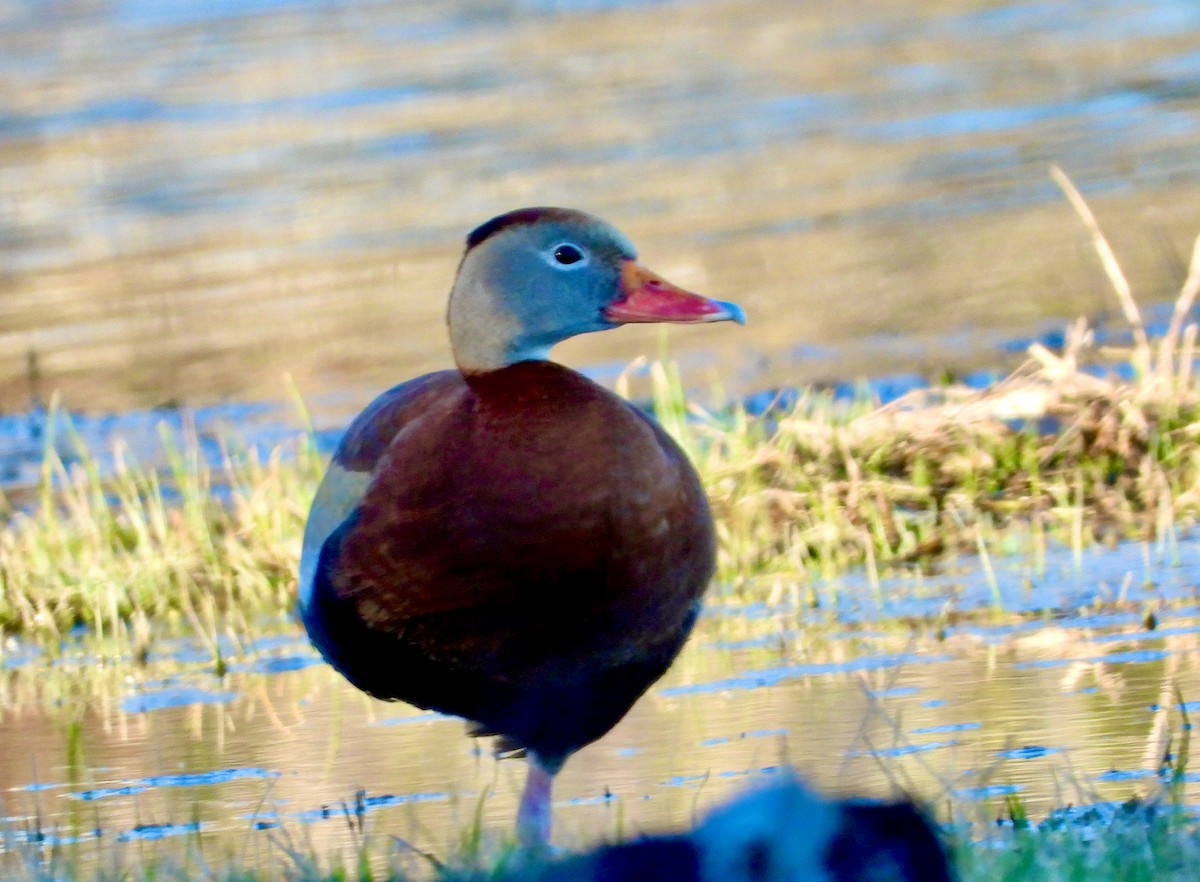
(4, 0, 1200, 858)
(2, 0, 1199, 423)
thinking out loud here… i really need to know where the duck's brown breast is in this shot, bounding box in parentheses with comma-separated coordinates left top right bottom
(329, 360, 714, 674)
(302, 361, 715, 760)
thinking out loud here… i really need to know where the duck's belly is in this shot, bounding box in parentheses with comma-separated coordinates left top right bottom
(300, 507, 705, 760)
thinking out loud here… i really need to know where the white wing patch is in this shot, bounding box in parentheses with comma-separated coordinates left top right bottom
(298, 463, 373, 609)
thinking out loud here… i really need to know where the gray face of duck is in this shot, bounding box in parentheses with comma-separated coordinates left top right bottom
(447, 207, 745, 374)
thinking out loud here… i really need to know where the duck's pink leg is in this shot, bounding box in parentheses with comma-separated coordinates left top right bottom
(516, 753, 555, 849)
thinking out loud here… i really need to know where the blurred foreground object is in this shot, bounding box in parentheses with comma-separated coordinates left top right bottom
(514, 771, 954, 882)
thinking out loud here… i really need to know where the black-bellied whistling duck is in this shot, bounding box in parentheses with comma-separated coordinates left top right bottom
(297, 207, 745, 848)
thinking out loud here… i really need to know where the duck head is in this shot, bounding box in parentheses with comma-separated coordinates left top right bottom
(448, 207, 745, 374)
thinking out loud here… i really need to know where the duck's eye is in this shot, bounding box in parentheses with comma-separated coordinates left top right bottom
(541, 242, 589, 270)
(553, 244, 584, 265)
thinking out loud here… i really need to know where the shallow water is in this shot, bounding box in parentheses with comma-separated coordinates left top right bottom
(4, 0, 1200, 867)
(1, 0, 1199, 415)
(2, 537, 1199, 861)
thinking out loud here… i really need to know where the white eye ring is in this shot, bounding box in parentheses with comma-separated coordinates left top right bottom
(542, 242, 589, 270)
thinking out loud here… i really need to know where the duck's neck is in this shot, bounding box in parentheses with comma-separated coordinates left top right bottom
(447, 266, 550, 374)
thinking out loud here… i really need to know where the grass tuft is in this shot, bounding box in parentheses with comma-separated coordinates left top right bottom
(0, 416, 324, 647)
(5, 225, 1200, 648)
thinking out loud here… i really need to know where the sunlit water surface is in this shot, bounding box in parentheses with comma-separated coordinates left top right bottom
(0, 0, 1199, 416)
(2, 537, 1199, 861)
(4, 0, 1200, 867)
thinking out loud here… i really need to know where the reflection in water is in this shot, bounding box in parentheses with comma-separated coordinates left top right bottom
(0, 0, 1199, 413)
(3, 0, 1200, 868)
(2, 538, 1200, 860)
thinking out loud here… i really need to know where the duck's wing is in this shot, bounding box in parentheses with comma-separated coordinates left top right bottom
(297, 370, 464, 611)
